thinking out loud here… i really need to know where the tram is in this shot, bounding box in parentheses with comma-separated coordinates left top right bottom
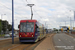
(18, 20, 46, 42)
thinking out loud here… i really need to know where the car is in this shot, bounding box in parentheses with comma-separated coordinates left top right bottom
(4, 34, 10, 38)
(10, 33, 16, 37)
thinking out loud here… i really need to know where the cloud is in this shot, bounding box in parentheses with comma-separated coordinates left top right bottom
(0, 0, 75, 29)
(42, 19, 49, 21)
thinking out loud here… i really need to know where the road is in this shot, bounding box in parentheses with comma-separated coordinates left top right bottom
(53, 33, 75, 50)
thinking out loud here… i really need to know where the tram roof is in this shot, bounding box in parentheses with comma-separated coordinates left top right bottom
(20, 20, 37, 22)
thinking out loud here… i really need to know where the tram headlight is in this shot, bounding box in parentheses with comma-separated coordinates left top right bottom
(32, 35, 33, 37)
(20, 35, 21, 37)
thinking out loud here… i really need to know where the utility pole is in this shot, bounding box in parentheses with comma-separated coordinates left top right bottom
(27, 4, 34, 20)
(12, 0, 14, 44)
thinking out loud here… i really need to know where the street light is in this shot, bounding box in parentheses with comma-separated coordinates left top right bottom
(61, 20, 66, 26)
(1, 14, 6, 20)
(68, 10, 74, 29)
(62, 21, 66, 26)
(69, 17, 71, 29)
(27, 4, 34, 20)
(1, 14, 6, 36)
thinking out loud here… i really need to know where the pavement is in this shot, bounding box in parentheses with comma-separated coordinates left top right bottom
(0, 36, 18, 41)
(53, 33, 75, 50)
(0, 37, 12, 40)
(34, 34, 55, 50)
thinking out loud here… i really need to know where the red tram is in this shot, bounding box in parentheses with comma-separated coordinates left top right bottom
(18, 20, 46, 42)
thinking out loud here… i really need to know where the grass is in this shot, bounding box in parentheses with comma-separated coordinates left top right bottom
(0, 34, 5, 37)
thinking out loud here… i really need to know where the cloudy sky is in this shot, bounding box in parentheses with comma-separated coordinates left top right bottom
(0, 0, 75, 29)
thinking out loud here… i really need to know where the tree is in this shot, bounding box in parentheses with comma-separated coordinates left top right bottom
(2, 21, 8, 33)
(0, 20, 2, 33)
(59, 29, 61, 31)
(8, 24, 12, 31)
(53, 28, 56, 31)
(53, 28, 58, 31)
(0, 20, 12, 34)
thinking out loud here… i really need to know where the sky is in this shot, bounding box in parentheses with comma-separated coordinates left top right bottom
(0, 0, 75, 30)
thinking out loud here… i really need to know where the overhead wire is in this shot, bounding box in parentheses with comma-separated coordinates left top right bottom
(33, 9, 43, 18)
(0, 2, 27, 18)
(24, 0, 43, 19)
(24, 0, 50, 28)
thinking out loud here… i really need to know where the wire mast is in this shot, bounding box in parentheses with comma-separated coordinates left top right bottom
(27, 4, 34, 20)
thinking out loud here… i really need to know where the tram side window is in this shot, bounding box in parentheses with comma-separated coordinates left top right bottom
(35, 24, 38, 32)
(18, 24, 20, 28)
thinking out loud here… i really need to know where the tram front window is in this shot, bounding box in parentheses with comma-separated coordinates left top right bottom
(20, 22, 34, 32)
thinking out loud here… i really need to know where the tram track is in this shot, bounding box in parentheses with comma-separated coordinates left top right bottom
(23, 40, 45, 50)
(0, 34, 50, 50)
(9, 44, 32, 50)
(24, 34, 50, 50)
(23, 44, 33, 50)
(9, 37, 46, 50)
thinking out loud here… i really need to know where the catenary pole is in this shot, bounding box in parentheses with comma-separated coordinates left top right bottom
(12, 0, 14, 44)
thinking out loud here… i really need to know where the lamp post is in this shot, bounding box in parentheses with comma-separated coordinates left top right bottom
(69, 10, 73, 30)
(1, 14, 6, 36)
(45, 21, 46, 28)
(70, 17, 71, 29)
(27, 4, 34, 20)
(64, 21, 66, 26)
(67, 16, 71, 30)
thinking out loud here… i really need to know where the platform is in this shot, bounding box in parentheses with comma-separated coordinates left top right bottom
(34, 34, 55, 50)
